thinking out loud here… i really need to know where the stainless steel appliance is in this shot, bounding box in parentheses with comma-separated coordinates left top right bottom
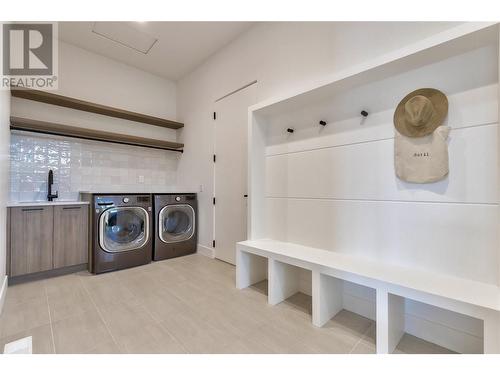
(153, 193, 197, 261)
(82, 193, 153, 273)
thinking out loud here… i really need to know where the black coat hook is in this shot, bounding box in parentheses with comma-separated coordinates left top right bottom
(287, 128, 294, 133)
(319, 120, 327, 126)
(361, 110, 369, 117)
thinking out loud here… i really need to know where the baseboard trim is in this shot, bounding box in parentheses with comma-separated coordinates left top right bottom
(197, 244, 215, 258)
(8, 263, 88, 286)
(0, 275, 8, 315)
(405, 313, 483, 353)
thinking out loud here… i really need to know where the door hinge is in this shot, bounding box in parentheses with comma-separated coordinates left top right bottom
(213, 240, 216, 248)
(213, 154, 216, 163)
(213, 197, 216, 205)
(213, 111, 216, 120)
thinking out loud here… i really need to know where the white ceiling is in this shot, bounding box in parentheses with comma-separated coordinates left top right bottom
(58, 22, 255, 81)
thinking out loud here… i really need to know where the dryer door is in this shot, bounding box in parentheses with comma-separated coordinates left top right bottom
(159, 204, 195, 244)
(99, 207, 149, 252)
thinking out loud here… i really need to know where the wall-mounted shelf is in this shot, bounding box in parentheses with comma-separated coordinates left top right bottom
(10, 117, 184, 152)
(250, 22, 498, 118)
(11, 87, 184, 130)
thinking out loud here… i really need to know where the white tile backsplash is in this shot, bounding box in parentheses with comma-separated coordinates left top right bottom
(9, 132, 179, 202)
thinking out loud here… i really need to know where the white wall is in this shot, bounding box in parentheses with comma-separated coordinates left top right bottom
(0, 89, 10, 313)
(177, 21, 465, 251)
(10, 40, 180, 200)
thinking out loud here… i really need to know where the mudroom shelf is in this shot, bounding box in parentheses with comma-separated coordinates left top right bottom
(10, 117, 184, 152)
(11, 87, 184, 130)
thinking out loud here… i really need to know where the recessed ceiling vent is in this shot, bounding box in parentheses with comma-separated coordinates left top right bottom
(91, 22, 158, 54)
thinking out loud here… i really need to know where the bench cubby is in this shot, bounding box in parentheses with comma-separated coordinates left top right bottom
(268, 259, 311, 307)
(236, 250, 268, 291)
(312, 273, 376, 329)
(380, 293, 485, 354)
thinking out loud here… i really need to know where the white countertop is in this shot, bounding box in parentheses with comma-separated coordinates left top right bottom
(7, 201, 90, 207)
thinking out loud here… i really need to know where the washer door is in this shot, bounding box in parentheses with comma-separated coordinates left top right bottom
(159, 204, 195, 244)
(99, 207, 149, 253)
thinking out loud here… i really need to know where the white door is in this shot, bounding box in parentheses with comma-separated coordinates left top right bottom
(214, 83, 257, 264)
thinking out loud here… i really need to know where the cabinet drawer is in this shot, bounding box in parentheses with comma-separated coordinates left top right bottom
(10, 206, 54, 277)
(53, 205, 89, 268)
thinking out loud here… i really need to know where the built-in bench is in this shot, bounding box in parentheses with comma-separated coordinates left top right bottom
(236, 239, 500, 354)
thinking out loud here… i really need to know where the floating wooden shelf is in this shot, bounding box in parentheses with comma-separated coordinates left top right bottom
(11, 87, 184, 130)
(10, 117, 184, 152)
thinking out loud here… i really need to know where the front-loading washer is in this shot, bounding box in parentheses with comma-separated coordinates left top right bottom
(153, 193, 197, 261)
(82, 193, 153, 274)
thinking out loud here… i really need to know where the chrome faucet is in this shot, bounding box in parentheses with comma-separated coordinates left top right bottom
(47, 169, 58, 201)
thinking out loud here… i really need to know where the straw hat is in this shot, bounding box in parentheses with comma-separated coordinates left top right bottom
(394, 88, 448, 137)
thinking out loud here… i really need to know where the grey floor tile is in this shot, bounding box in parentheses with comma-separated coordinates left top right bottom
(47, 285, 95, 323)
(328, 309, 374, 339)
(140, 289, 192, 323)
(52, 310, 113, 354)
(395, 333, 456, 354)
(351, 340, 376, 354)
(158, 305, 238, 354)
(167, 281, 212, 306)
(79, 272, 137, 308)
(245, 322, 319, 354)
(84, 338, 123, 354)
(4, 280, 46, 306)
(217, 337, 275, 354)
(1, 254, 460, 355)
(98, 301, 155, 341)
(0, 297, 50, 338)
(113, 323, 187, 354)
(44, 274, 83, 297)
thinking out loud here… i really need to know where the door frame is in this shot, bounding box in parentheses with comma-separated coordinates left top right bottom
(212, 80, 258, 262)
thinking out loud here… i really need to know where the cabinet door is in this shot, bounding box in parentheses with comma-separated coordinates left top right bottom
(10, 206, 54, 276)
(53, 205, 89, 268)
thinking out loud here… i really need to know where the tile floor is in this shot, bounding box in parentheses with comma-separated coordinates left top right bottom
(0, 254, 455, 354)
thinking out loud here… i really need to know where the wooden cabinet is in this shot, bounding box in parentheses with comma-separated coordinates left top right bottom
(53, 205, 88, 268)
(8, 204, 89, 278)
(10, 206, 53, 277)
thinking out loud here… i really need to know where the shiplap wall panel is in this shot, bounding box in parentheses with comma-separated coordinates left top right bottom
(265, 45, 498, 155)
(264, 81, 498, 284)
(266, 123, 498, 204)
(266, 83, 497, 156)
(405, 299, 483, 337)
(278, 198, 498, 284)
(265, 197, 287, 242)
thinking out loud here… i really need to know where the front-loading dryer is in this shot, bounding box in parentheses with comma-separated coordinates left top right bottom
(83, 193, 153, 274)
(153, 193, 197, 261)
